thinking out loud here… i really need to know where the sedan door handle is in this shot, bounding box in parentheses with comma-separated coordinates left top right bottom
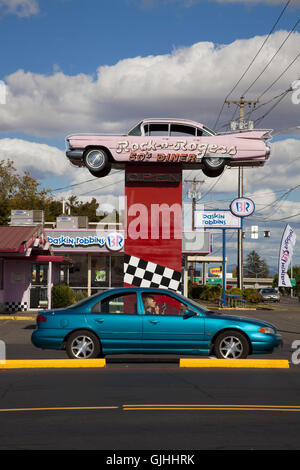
(95, 319, 105, 323)
(149, 319, 159, 324)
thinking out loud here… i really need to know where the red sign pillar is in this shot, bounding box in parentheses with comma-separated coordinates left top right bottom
(124, 164, 182, 293)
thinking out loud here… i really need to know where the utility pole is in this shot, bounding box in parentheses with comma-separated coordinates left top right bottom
(225, 96, 259, 290)
(185, 177, 205, 284)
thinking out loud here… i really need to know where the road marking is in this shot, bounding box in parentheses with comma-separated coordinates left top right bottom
(0, 406, 119, 413)
(0, 359, 106, 369)
(179, 359, 289, 368)
(123, 404, 300, 412)
(0, 404, 299, 413)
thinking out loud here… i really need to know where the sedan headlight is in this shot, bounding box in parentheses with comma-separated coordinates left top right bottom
(258, 327, 275, 335)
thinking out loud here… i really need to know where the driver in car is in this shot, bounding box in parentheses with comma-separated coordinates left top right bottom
(143, 295, 162, 315)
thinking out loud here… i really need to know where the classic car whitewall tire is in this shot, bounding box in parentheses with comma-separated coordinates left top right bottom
(202, 157, 225, 177)
(83, 148, 111, 176)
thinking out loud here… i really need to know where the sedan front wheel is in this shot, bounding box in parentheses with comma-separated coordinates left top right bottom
(214, 330, 249, 359)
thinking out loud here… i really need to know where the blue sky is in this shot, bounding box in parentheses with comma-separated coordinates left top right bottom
(0, 0, 299, 78)
(0, 0, 300, 268)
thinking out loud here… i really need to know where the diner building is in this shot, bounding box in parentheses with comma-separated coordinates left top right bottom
(0, 210, 211, 312)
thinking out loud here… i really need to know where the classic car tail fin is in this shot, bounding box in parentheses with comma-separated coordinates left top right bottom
(234, 130, 273, 141)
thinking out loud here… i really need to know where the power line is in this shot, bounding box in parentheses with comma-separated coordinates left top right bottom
(242, 17, 300, 96)
(254, 90, 291, 126)
(50, 170, 123, 193)
(77, 177, 124, 197)
(212, 0, 292, 130)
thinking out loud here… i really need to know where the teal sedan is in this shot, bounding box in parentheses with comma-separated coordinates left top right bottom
(31, 288, 282, 359)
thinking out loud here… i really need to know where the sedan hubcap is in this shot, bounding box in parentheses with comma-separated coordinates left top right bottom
(86, 150, 104, 169)
(219, 336, 243, 359)
(71, 336, 94, 358)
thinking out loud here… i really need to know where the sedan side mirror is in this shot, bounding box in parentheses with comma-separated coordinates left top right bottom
(183, 309, 197, 319)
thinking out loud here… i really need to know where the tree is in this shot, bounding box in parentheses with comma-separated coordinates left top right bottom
(0, 159, 106, 225)
(244, 251, 269, 278)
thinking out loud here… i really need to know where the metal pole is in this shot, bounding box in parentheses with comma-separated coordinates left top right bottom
(222, 229, 226, 306)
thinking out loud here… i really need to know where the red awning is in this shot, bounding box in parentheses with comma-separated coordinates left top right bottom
(0, 226, 43, 253)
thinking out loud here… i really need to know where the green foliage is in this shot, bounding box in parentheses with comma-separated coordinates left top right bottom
(72, 290, 88, 303)
(0, 159, 52, 225)
(244, 250, 269, 278)
(227, 287, 242, 296)
(188, 283, 221, 301)
(52, 284, 74, 308)
(245, 291, 262, 303)
(0, 159, 105, 225)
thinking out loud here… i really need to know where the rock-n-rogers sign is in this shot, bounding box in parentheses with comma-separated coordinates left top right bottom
(116, 140, 237, 162)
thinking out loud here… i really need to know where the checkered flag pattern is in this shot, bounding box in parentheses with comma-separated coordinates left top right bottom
(124, 254, 182, 293)
(5, 302, 28, 313)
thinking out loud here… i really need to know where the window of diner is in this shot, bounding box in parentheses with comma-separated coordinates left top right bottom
(68, 254, 88, 288)
(0, 258, 3, 290)
(111, 255, 124, 288)
(91, 255, 109, 289)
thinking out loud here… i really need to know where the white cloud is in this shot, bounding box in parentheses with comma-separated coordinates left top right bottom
(0, 138, 73, 178)
(0, 0, 39, 17)
(1, 31, 300, 139)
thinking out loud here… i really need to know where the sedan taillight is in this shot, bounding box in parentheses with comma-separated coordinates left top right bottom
(37, 314, 47, 323)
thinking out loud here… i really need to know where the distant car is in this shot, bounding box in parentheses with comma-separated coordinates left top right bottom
(65, 118, 271, 178)
(32, 287, 282, 359)
(259, 288, 280, 303)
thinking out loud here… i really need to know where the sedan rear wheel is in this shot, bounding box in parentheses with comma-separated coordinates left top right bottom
(66, 330, 101, 359)
(214, 330, 249, 359)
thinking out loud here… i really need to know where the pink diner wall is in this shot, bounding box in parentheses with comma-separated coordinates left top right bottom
(3, 260, 31, 304)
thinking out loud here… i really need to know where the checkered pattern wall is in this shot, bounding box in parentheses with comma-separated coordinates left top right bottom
(124, 254, 182, 293)
(5, 302, 28, 313)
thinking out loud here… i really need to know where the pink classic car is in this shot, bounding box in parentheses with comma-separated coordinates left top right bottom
(65, 118, 271, 178)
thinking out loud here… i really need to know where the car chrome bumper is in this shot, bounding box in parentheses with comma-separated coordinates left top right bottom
(66, 149, 84, 160)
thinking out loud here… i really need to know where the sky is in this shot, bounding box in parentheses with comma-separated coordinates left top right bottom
(0, 0, 300, 270)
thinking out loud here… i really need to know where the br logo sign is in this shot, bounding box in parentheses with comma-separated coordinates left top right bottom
(230, 198, 255, 218)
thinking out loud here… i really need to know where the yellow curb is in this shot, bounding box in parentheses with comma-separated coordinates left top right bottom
(215, 308, 257, 311)
(0, 359, 106, 369)
(0, 316, 36, 321)
(179, 359, 289, 369)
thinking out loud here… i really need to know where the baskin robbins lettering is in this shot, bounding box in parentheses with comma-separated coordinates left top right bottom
(47, 235, 106, 248)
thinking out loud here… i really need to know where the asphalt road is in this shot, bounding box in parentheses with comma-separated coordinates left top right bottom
(0, 297, 300, 451)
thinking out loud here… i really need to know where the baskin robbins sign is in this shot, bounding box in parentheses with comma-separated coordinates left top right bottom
(46, 230, 124, 252)
(230, 197, 255, 218)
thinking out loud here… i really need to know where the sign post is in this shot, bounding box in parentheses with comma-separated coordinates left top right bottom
(195, 198, 255, 307)
(194, 210, 242, 307)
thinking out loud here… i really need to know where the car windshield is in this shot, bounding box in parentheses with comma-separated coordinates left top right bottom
(128, 123, 142, 136)
(262, 289, 277, 294)
(203, 125, 217, 136)
(174, 292, 214, 314)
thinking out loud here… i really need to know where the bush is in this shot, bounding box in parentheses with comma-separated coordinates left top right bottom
(52, 284, 74, 308)
(227, 287, 243, 296)
(199, 285, 222, 301)
(188, 283, 222, 302)
(246, 291, 262, 304)
(73, 290, 88, 303)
